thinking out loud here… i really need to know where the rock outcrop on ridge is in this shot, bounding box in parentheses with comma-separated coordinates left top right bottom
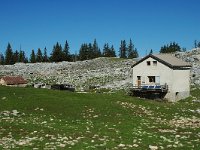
(174, 48, 200, 86)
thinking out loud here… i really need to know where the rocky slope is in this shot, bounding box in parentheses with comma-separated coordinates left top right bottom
(0, 57, 134, 91)
(1, 48, 200, 91)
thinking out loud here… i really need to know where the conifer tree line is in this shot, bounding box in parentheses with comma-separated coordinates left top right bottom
(0, 39, 139, 65)
(1, 39, 198, 65)
(159, 40, 200, 54)
(0, 43, 28, 65)
(119, 39, 139, 58)
(160, 42, 182, 53)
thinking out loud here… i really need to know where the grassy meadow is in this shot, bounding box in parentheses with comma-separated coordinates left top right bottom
(0, 86, 200, 149)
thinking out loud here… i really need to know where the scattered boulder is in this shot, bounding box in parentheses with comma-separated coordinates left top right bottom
(12, 110, 19, 116)
(1, 97, 6, 100)
(149, 145, 158, 150)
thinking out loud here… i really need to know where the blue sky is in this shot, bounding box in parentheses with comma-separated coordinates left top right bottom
(0, 0, 200, 57)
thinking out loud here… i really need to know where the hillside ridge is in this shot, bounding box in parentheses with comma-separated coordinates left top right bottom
(0, 57, 134, 91)
(1, 48, 200, 91)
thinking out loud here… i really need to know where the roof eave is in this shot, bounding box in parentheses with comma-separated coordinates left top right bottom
(172, 66, 192, 70)
(131, 55, 151, 68)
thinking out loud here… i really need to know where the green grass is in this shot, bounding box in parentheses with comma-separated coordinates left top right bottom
(0, 86, 200, 149)
(109, 57, 128, 62)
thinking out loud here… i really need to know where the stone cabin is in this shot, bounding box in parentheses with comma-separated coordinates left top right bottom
(0, 76, 27, 87)
(131, 54, 192, 102)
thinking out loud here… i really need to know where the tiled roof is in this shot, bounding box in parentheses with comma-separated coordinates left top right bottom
(1, 76, 27, 85)
(153, 54, 191, 67)
(132, 54, 192, 69)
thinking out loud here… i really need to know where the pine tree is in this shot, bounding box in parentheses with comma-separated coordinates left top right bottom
(93, 39, 101, 58)
(119, 40, 127, 58)
(43, 47, 49, 62)
(63, 40, 70, 61)
(160, 46, 163, 53)
(13, 50, 19, 63)
(5, 43, 14, 65)
(30, 49, 36, 63)
(79, 43, 88, 61)
(103, 43, 116, 57)
(0, 53, 5, 65)
(110, 45, 116, 57)
(50, 42, 63, 62)
(103, 43, 109, 57)
(198, 42, 200, 48)
(160, 45, 167, 53)
(194, 40, 198, 48)
(79, 44, 84, 61)
(50, 45, 55, 62)
(18, 50, 26, 62)
(182, 48, 186, 52)
(59, 44, 63, 61)
(149, 49, 153, 54)
(194, 40, 200, 48)
(36, 48, 43, 62)
(127, 39, 139, 58)
(127, 39, 133, 58)
(160, 42, 181, 53)
(133, 48, 139, 58)
(78, 40, 101, 60)
(71, 53, 78, 62)
(88, 43, 93, 59)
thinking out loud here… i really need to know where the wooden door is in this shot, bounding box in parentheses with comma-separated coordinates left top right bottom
(137, 76, 141, 87)
(137, 80, 141, 87)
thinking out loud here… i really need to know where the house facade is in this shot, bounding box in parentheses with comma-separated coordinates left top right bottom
(132, 54, 191, 102)
(0, 76, 27, 87)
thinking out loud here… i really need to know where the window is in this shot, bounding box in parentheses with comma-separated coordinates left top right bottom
(148, 76, 155, 83)
(137, 76, 141, 80)
(175, 92, 179, 99)
(155, 76, 160, 84)
(147, 61, 151, 66)
(153, 61, 157, 66)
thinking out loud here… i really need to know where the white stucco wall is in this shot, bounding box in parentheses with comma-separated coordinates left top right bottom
(169, 69, 190, 101)
(132, 57, 190, 102)
(133, 57, 173, 86)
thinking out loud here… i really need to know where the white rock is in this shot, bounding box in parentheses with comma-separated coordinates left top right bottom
(149, 145, 158, 150)
(118, 143, 125, 147)
(12, 110, 19, 116)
